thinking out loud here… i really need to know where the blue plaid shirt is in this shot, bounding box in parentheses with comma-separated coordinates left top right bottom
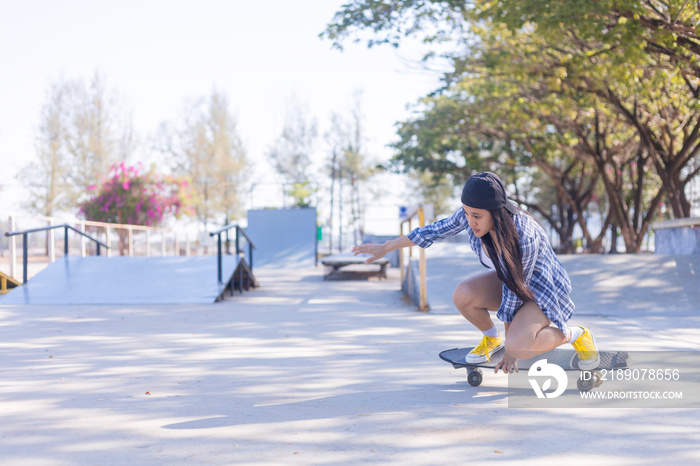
(408, 207, 574, 330)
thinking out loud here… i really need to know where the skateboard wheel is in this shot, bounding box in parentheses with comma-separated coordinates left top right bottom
(593, 370, 603, 388)
(577, 377, 593, 392)
(467, 368, 483, 387)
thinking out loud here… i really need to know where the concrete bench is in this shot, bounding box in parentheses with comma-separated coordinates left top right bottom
(321, 253, 389, 280)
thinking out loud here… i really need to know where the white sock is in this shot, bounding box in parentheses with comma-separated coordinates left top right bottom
(566, 326, 584, 343)
(482, 324, 499, 338)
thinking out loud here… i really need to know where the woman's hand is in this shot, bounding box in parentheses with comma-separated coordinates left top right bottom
(351, 236, 414, 264)
(494, 351, 519, 374)
(351, 243, 387, 264)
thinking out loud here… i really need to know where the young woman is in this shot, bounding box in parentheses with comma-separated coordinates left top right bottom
(352, 172, 599, 374)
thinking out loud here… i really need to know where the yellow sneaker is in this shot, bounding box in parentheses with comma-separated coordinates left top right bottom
(571, 326, 600, 370)
(466, 333, 504, 364)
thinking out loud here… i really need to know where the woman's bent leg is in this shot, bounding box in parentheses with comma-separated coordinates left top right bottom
(452, 271, 503, 331)
(505, 301, 567, 359)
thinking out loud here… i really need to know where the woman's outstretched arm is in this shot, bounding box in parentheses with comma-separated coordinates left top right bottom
(351, 236, 416, 264)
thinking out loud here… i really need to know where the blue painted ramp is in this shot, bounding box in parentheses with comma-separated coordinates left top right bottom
(0, 255, 255, 305)
(246, 208, 317, 268)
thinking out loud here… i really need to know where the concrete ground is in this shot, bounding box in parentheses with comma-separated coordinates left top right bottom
(1, 247, 699, 465)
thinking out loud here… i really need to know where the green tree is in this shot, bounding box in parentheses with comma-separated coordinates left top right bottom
(267, 98, 318, 208)
(17, 78, 71, 216)
(326, 92, 375, 246)
(159, 88, 248, 228)
(64, 71, 136, 206)
(16, 71, 135, 215)
(472, 0, 700, 79)
(388, 29, 613, 251)
(325, 0, 700, 252)
(324, 113, 345, 252)
(408, 169, 457, 219)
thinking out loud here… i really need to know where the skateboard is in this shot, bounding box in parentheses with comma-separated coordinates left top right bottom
(439, 347, 629, 391)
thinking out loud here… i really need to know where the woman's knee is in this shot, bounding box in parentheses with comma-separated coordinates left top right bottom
(505, 303, 559, 356)
(504, 335, 534, 356)
(452, 272, 502, 311)
(452, 280, 475, 310)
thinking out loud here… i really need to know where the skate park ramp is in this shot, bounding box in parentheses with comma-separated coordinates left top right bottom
(0, 255, 254, 305)
(423, 241, 700, 315)
(246, 208, 317, 268)
(422, 241, 484, 314)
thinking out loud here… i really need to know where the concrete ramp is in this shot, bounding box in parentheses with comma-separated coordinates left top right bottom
(423, 242, 484, 314)
(420, 242, 700, 315)
(246, 208, 317, 268)
(0, 255, 256, 305)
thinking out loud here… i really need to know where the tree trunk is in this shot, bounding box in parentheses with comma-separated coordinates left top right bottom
(328, 150, 337, 254)
(609, 223, 619, 254)
(338, 171, 343, 253)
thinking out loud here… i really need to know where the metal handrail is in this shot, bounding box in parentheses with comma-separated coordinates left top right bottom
(4, 223, 110, 283)
(208, 223, 255, 245)
(209, 223, 256, 283)
(398, 206, 428, 312)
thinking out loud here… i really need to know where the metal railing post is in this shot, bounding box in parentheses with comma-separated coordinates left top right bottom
(80, 221, 87, 257)
(209, 223, 256, 287)
(9, 216, 16, 280)
(48, 219, 55, 263)
(64, 226, 69, 256)
(399, 205, 430, 312)
(408, 218, 413, 259)
(418, 206, 428, 312)
(216, 233, 223, 283)
(235, 227, 240, 256)
(22, 233, 28, 283)
(399, 223, 405, 284)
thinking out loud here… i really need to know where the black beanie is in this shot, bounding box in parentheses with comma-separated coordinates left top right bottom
(461, 172, 518, 213)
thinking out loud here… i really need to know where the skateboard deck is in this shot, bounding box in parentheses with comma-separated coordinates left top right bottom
(440, 347, 629, 391)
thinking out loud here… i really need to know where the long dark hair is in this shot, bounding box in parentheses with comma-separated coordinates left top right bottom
(481, 208, 536, 303)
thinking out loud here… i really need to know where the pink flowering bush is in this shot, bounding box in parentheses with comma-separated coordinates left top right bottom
(79, 162, 194, 254)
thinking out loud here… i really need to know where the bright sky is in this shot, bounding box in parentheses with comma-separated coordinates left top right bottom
(0, 0, 442, 234)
